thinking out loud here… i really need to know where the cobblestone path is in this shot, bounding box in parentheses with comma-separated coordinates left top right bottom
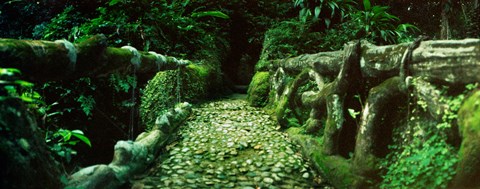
(132, 95, 330, 189)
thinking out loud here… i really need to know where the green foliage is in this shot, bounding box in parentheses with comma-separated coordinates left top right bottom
(289, 0, 419, 50)
(349, 0, 419, 44)
(436, 83, 478, 129)
(379, 82, 478, 188)
(380, 133, 458, 189)
(40, 0, 230, 58)
(191, 11, 230, 19)
(45, 129, 91, 163)
(76, 95, 95, 116)
(43, 77, 98, 118)
(318, 20, 359, 51)
(294, 0, 355, 27)
(0, 67, 92, 164)
(34, 6, 86, 41)
(0, 67, 43, 105)
(260, 20, 323, 61)
(109, 73, 137, 93)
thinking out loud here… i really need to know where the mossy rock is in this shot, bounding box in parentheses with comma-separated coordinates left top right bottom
(287, 130, 360, 189)
(247, 71, 271, 107)
(140, 64, 210, 130)
(312, 153, 360, 189)
(453, 90, 480, 188)
(275, 96, 296, 128)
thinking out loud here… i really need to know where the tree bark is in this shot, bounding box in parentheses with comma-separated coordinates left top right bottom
(0, 35, 189, 82)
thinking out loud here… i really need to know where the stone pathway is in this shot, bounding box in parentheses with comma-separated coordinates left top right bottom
(132, 94, 330, 189)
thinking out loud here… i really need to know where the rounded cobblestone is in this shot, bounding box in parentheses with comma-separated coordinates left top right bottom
(132, 96, 328, 188)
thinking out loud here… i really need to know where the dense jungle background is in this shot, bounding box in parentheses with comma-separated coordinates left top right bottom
(1, 0, 480, 188)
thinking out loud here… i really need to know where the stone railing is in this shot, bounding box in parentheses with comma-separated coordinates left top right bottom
(254, 38, 480, 188)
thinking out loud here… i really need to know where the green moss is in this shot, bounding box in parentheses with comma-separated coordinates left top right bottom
(458, 90, 480, 136)
(454, 90, 480, 187)
(286, 127, 305, 135)
(140, 64, 212, 130)
(246, 71, 271, 107)
(187, 64, 209, 78)
(287, 131, 359, 189)
(313, 153, 359, 189)
(275, 96, 290, 128)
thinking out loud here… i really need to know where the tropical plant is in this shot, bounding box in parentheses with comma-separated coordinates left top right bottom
(380, 132, 458, 189)
(45, 129, 91, 163)
(0, 67, 42, 105)
(34, 5, 87, 41)
(379, 82, 478, 188)
(0, 67, 92, 163)
(294, 0, 356, 28)
(349, 0, 419, 44)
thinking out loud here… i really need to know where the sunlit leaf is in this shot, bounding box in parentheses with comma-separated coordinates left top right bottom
(108, 0, 122, 6)
(0, 68, 21, 76)
(71, 130, 84, 135)
(348, 108, 360, 119)
(14, 80, 34, 88)
(314, 6, 321, 18)
(191, 11, 229, 19)
(72, 130, 92, 147)
(19, 96, 35, 103)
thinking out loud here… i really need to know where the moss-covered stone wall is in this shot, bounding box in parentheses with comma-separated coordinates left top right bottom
(140, 63, 219, 130)
(248, 26, 480, 188)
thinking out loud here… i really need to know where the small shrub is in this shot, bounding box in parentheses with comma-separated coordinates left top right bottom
(381, 130, 458, 189)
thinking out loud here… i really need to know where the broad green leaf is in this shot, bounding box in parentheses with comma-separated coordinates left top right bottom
(19, 96, 35, 103)
(71, 129, 84, 135)
(191, 11, 229, 19)
(108, 0, 122, 6)
(381, 30, 387, 41)
(328, 2, 335, 17)
(325, 18, 331, 28)
(294, 0, 300, 7)
(0, 68, 21, 76)
(68, 140, 79, 146)
(182, 0, 190, 7)
(14, 80, 34, 88)
(363, 0, 371, 11)
(314, 6, 321, 18)
(72, 132, 92, 147)
(62, 130, 72, 141)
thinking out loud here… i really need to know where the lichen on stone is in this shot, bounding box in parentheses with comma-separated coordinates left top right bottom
(148, 51, 166, 71)
(54, 39, 77, 72)
(121, 46, 141, 69)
